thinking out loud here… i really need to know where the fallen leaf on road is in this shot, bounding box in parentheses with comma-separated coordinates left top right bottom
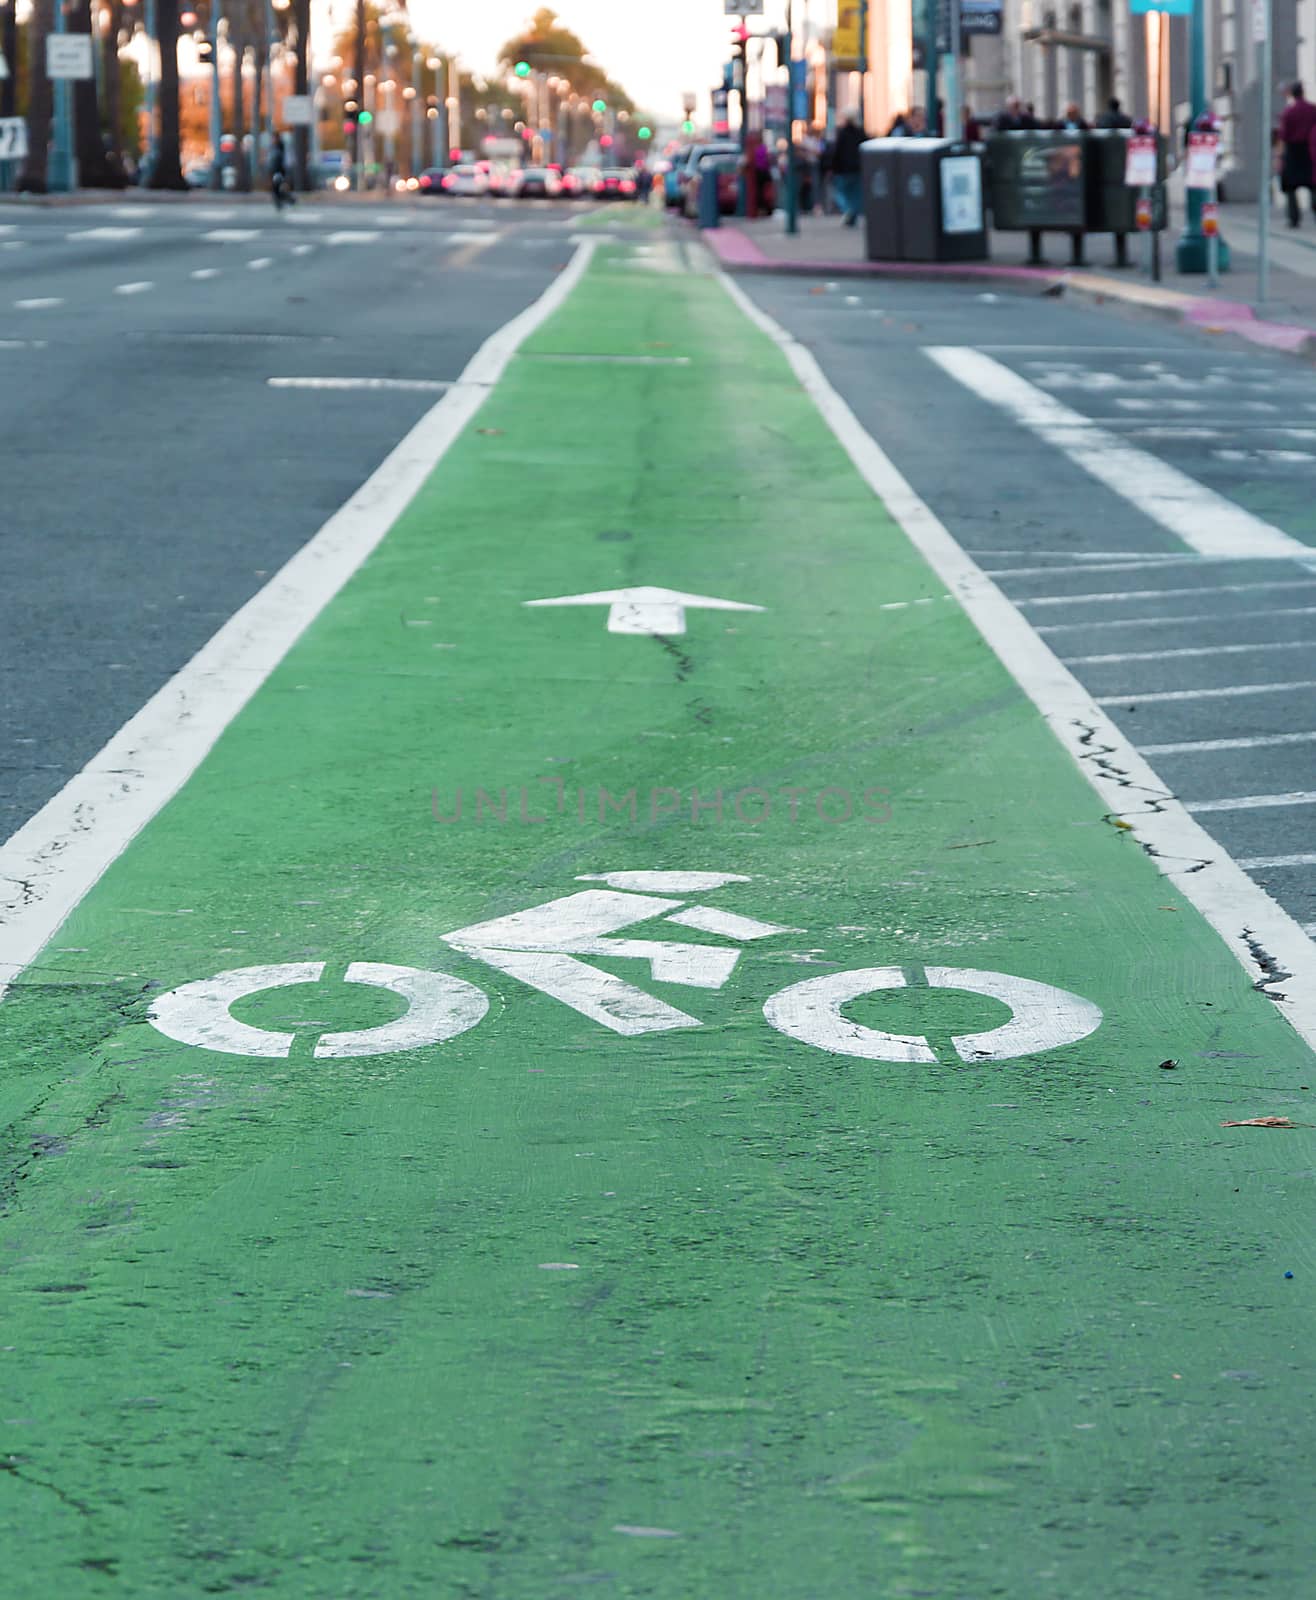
(1220, 1116, 1303, 1128)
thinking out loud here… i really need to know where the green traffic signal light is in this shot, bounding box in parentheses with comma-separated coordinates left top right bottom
(592, 99, 607, 114)
(358, 109, 374, 125)
(637, 126, 652, 139)
(681, 119, 694, 134)
(514, 61, 531, 78)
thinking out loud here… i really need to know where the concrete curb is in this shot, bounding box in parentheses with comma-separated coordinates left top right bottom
(703, 222, 1316, 365)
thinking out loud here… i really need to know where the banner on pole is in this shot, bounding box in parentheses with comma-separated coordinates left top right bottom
(1185, 131, 1219, 189)
(1124, 135, 1157, 186)
(834, 0, 865, 68)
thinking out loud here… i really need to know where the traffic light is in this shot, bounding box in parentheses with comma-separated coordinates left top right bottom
(681, 119, 695, 135)
(358, 109, 374, 126)
(592, 98, 607, 113)
(637, 126, 652, 140)
(514, 61, 530, 78)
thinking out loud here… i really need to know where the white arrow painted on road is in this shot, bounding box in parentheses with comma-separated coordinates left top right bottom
(524, 585, 764, 636)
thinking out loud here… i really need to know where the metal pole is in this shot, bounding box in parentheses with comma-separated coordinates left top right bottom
(1257, 0, 1272, 304)
(785, 0, 798, 233)
(144, 0, 157, 182)
(50, 0, 76, 192)
(1175, 0, 1228, 271)
(209, 5, 222, 187)
(263, 0, 274, 152)
(411, 47, 421, 174)
(941, 0, 962, 141)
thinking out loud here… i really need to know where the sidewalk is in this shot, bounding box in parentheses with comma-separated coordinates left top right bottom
(704, 199, 1316, 359)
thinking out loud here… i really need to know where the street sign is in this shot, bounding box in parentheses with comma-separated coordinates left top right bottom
(46, 34, 95, 80)
(724, 0, 764, 12)
(834, 0, 865, 67)
(0, 117, 27, 162)
(960, 0, 1003, 33)
(1129, 0, 1192, 11)
(281, 94, 313, 127)
(940, 155, 983, 233)
(524, 586, 764, 637)
(376, 109, 401, 137)
(1185, 131, 1219, 189)
(1124, 134, 1157, 186)
(1250, 0, 1269, 41)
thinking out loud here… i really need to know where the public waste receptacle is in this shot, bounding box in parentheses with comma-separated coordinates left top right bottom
(859, 139, 904, 261)
(697, 161, 730, 230)
(987, 130, 1087, 262)
(1084, 130, 1167, 264)
(861, 138, 987, 263)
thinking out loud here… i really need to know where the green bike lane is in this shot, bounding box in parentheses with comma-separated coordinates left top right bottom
(2, 244, 1312, 1597)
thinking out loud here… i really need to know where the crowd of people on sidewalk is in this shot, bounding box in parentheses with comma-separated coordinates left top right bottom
(732, 79, 1316, 237)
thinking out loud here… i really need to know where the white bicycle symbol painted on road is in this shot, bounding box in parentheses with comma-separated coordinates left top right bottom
(147, 871, 1103, 1064)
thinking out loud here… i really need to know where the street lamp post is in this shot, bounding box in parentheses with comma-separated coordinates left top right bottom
(209, 3, 223, 188)
(410, 42, 423, 173)
(1175, 0, 1231, 272)
(50, 0, 77, 192)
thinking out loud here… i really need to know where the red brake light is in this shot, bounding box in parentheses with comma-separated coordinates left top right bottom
(419, 174, 431, 188)
(620, 180, 635, 193)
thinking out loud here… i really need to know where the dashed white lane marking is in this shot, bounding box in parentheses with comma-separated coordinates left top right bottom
(447, 230, 501, 244)
(247, 257, 273, 270)
(1215, 448, 1315, 464)
(68, 226, 143, 240)
(1095, 679, 1316, 705)
(204, 228, 262, 242)
(1017, 577, 1316, 609)
(14, 297, 63, 309)
(1035, 604, 1316, 635)
(1237, 852, 1316, 869)
(326, 231, 381, 245)
(266, 377, 453, 392)
(1063, 639, 1312, 666)
(1115, 397, 1210, 412)
(983, 556, 1207, 579)
(928, 347, 1311, 561)
(1187, 791, 1316, 814)
(0, 339, 47, 349)
(290, 243, 315, 256)
(190, 267, 221, 279)
(878, 595, 952, 611)
(1141, 730, 1316, 755)
(113, 281, 154, 296)
(1, 240, 26, 250)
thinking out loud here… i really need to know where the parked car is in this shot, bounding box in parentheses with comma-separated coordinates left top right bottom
(591, 167, 638, 200)
(685, 152, 739, 219)
(562, 167, 595, 198)
(674, 142, 740, 213)
(184, 161, 212, 189)
(661, 149, 692, 208)
(505, 166, 562, 199)
(441, 164, 489, 197)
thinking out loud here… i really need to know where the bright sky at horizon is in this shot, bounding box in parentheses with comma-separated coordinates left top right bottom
(324, 0, 800, 123)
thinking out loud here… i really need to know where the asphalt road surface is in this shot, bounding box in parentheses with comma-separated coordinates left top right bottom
(0, 195, 600, 839)
(739, 272, 1316, 935)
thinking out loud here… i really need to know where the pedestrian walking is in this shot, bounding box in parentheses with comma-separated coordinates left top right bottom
(832, 113, 866, 227)
(1056, 103, 1089, 132)
(1277, 82, 1316, 226)
(1096, 98, 1133, 130)
(994, 96, 1039, 132)
(269, 133, 296, 211)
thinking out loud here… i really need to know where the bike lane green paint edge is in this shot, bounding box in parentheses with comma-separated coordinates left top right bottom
(1, 245, 1312, 1598)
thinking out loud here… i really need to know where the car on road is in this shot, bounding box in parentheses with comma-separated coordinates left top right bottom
(441, 164, 489, 198)
(505, 167, 563, 199)
(591, 168, 638, 200)
(674, 141, 740, 213)
(561, 167, 596, 198)
(416, 168, 446, 195)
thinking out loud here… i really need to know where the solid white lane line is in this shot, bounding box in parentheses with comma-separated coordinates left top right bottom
(204, 228, 262, 242)
(113, 281, 154, 296)
(68, 226, 143, 240)
(14, 298, 63, 309)
(927, 346, 1310, 561)
(1036, 604, 1316, 635)
(1095, 679, 1316, 705)
(1238, 853, 1316, 869)
(266, 377, 452, 392)
(723, 279, 1316, 1045)
(190, 267, 221, 279)
(1063, 639, 1312, 666)
(327, 231, 380, 245)
(984, 556, 1209, 578)
(1018, 578, 1316, 609)
(1187, 792, 1316, 814)
(1141, 731, 1316, 755)
(0, 240, 599, 1003)
(247, 257, 274, 270)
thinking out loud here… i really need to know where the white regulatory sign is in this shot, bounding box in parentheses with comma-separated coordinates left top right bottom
(281, 94, 314, 127)
(0, 116, 27, 162)
(46, 35, 95, 80)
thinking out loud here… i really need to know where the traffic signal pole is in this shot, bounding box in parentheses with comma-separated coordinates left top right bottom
(784, 1, 798, 235)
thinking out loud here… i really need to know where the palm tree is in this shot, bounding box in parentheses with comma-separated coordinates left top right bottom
(18, 0, 53, 192)
(147, 0, 188, 186)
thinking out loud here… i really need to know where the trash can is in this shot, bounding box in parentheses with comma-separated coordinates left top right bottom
(987, 130, 1087, 263)
(860, 138, 987, 262)
(1084, 130, 1167, 265)
(859, 139, 904, 260)
(697, 160, 724, 230)
(897, 139, 988, 262)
